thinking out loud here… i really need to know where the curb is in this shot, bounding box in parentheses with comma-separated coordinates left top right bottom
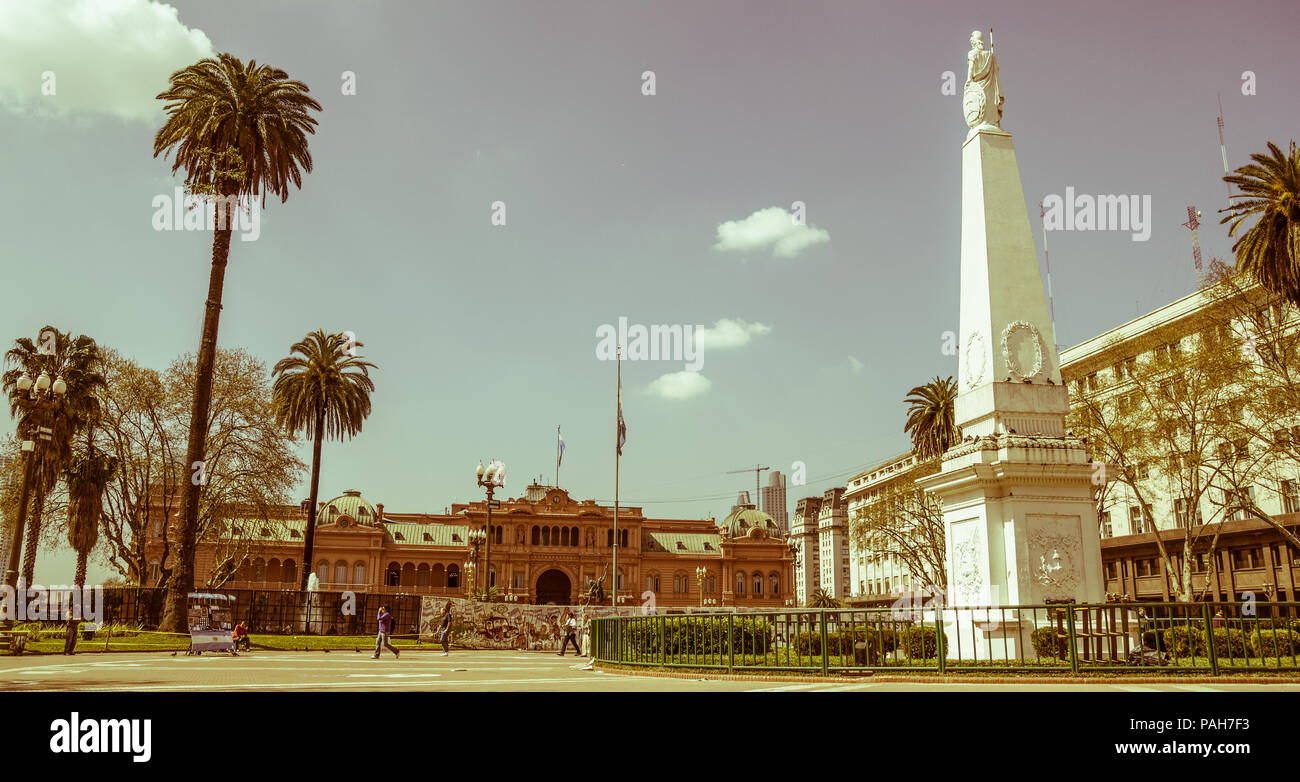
(592, 665, 1300, 685)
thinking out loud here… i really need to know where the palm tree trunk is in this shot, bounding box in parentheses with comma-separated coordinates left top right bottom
(160, 222, 233, 634)
(21, 490, 45, 586)
(75, 549, 88, 590)
(299, 404, 326, 590)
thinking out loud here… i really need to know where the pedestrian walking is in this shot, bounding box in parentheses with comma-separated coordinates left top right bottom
(373, 605, 400, 659)
(63, 606, 78, 656)
(557, 609, 581, 656)
(437, 601, 452, 657)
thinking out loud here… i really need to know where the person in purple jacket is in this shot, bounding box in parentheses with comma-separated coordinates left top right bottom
(373, 605, 400, 659)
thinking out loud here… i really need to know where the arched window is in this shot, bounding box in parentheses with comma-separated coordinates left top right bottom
(607, 529, 614, 547)
(571, 527, 579, 547)
(282, 559, 297, 586)
(334, 560, 348, 584)
(447, 564, 460, 588)
(561, 527, 570, 547)
(401, 562, 416, 587)
(432, 563, 446, 587)
(495, 525, 502, 545)
(753, 573, 763, 596)
(266, 558, 282, 583)
(551, 526, 560, 546)
(489, 566, 497, 588)
(354, 561, 367, 585)
(316, 560, 329, 581)
(769, 572, 780, 596)
(417, 563, 430, 587)
(542, 527, 551, 546)
(531, 526, 540, 545)
(386, 562, 401, 587)
(616, 568, 624, 589)
(736, 572, 746, 595)
(148, 559, 161, 584)
(646, 575, 654, 592)
(253, 558, 267, 582)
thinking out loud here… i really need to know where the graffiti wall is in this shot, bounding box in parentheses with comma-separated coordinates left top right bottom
(418, 596, 633, 651)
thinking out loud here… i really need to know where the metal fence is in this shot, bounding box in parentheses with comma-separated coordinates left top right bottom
(27, 587, 427, 637)
(590, 601, 1300, 676)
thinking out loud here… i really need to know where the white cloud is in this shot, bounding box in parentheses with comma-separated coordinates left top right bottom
(647, 371, 712, 400)
(0, 0, 215, 121)
(695, 319, 771, 351)
(713, 206, 830, 258)
(848, 356, 865, 374)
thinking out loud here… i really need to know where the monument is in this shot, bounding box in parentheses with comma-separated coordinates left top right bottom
(918, 32, 1104, 654)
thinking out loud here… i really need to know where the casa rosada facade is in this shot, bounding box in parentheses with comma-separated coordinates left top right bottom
(142, 483, 794, 608)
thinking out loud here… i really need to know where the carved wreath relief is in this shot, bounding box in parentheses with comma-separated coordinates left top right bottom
(964, 330, 987, 388)
(951, 521, 984, 604)
(1000, 320, 1046, 381)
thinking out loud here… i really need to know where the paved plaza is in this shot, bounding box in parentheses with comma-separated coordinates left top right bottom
(0, 650, 1295, 692)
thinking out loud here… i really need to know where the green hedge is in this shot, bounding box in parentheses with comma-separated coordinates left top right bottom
(792, 625, 902, 658)
(1161, 626, 1251, 659)
(901, 626, 947, 660)
(624, 617, 773, 656)
(1251, 629, 1300, 658)
(1031, 626, 1067, 659)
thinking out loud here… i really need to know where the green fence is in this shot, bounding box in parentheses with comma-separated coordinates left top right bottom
(590, 602, 1300, 676)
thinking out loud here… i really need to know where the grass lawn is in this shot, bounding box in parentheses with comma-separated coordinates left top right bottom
(0, 627, 455, 656)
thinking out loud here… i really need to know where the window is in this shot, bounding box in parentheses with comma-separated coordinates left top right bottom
(1086, 372, 1100, 392)
(1275, 430, 1292, 449)
(1234, 438, 1250, 459)
(735, 572, 746, 595)
(531, 526, 540, 545)
(769, 573, 780, 595)
(354, 562, 366, 584)
(753, 574, 763, 596)
(1283, 480, 1300, 514)
(1231, 486, 1256, 521)
(1100, 511, 1112, 538)
(1129, 506, 1145, 535)
(447, 565, 459, 588)
(386, 563, 400, 587)
(1104, 562, 1116, 580)
(513, 570, 525, 589)
(621, 529, 629, 548)
(334, 561, 347, 584)
(1232, 547, 1263, 570)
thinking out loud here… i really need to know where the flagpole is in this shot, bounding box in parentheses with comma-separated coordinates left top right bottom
(556, 425, 560, 487)
(613, 347, 620, 610)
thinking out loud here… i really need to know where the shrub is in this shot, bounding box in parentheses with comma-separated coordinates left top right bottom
(1208, 628, 1247, 659)
(644, 617, 773, 656)
(1251, 629, 1300, 658)
(901, 626, 947, 660)
(1031, 626, 1067, 659)
(1161, 626, 1204, 658)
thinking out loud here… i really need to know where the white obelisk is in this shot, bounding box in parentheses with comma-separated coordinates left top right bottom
(919, 32, 1104, 641)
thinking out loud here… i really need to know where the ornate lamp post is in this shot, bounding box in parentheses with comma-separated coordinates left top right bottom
(2, 370, 66, 631)
(466, 528, 485, 597)
(474, 460, 505, 601)
(695, 565, 707, 608)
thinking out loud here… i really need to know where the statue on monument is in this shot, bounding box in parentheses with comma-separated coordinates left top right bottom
(963, 30, 1004, 130)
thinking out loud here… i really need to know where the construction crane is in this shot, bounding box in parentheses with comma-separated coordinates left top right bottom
(1182, 206, 1204, 287)
(727, 464, 769, 511)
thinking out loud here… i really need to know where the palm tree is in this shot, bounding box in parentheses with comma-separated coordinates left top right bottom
(1220, 141, 1300, 307)
(65, 440, 118, 588)
(153, 54, 321, 631)
(2, 328, 106, 584)
(903, 376, 961, 460)
(810, 587, 840, 608)
(271, 331, 377, 589)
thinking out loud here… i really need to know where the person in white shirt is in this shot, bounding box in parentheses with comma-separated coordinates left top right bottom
(557, 609, 582, 656)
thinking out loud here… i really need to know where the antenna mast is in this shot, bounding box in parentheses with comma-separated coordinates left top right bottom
(1182, 206, 1204, 287)
(1217, 94, 1232, 205)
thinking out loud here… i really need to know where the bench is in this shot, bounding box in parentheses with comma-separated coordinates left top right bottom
(0, 630, 29, 655)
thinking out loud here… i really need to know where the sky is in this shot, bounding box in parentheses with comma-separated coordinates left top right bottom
(1, 0, 1298, 584)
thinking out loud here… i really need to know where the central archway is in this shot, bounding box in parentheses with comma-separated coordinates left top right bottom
(535, 569, 572, 605)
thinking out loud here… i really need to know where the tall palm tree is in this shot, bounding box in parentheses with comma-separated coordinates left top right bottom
(65, 439, 118, 588)
(271, 331, 377, 589)
(810, 587, 840, 608)
(904, 376, 961, 461)
(2, 328, 106, 584)
(1220, 141, 1300, 307)
(153, 54, 321, 631)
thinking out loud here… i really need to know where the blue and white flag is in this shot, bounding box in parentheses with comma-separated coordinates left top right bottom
(557, 427, 565, 467)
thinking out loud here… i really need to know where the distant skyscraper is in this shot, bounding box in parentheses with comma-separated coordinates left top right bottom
(760, 471, 789, 534)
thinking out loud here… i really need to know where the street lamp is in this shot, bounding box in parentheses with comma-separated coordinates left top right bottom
(2, 368, 68, 632)
(473, 460, 505, 602)
(695, 565, 708, 608)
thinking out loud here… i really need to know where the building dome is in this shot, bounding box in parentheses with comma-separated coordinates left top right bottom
(320, 489, 379, 527)
(720, 505, 778, 539)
